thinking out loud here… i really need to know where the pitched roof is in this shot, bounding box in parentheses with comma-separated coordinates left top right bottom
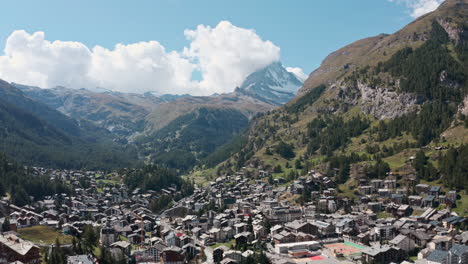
(67, 255, 94, 264)
(214, 245, 229, 252)
(0, 234, 38, 256)
(285, 220, 310, 230)
(449, 244, 468, 257)
(110, 241, 131, 248)
(362, 245, 399, 256)
(427, 250, 448, 263)
(411, 231, 432, 240)
(424, 195, 435, 201)
(443, 216, 465, 225)
(390, 234, 408, 245)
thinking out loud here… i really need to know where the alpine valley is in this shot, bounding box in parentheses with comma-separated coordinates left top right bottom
(1, 1, 468, 264)
(191, 0, 468, 199)
(1, 61, 303, 172)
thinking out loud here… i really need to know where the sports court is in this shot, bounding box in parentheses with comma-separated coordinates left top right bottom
(324, 242, 366, 257)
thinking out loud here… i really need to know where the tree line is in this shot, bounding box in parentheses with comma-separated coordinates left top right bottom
(0, 153, 70, 206)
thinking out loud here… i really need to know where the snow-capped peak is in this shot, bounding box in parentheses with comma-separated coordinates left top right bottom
(237, 62, 304, 105)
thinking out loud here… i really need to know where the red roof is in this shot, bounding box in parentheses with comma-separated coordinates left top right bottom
(309, 256, 324, 260)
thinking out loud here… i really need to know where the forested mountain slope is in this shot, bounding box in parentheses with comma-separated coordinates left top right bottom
(137, 107, 250, 173)
(0, 153, 69, 206)
(200, 0, 468, 192)
(0, 80, 138, 169)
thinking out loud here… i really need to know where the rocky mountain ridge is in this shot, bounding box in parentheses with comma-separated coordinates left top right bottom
(6, 61, 303, 171)
(236, 62, 303, 105)
(16, 61, 303, 141)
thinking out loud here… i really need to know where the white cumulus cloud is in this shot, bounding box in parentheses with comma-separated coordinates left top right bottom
(286, 67, 308, 82)
(183, 21, 281, 94)
(0, 30, 196, 94)
(0, 21, 296, 95)
(0, 30, 93, 89)
(88, 42, 196, 94)
(389, 0, 444, 18)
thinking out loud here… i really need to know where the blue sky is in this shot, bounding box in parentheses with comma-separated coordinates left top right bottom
(0, 0, 443, 94)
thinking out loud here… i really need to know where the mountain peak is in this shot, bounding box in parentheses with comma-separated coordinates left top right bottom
(236, 62, 303, 105)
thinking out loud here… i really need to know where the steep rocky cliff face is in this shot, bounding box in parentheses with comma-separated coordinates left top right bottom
(335, 81, 423, 120)
(438, 18, 465, 43)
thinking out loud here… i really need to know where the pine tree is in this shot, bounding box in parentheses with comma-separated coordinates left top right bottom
(268, 174, 274, 185)
(82, 225, 98, 254)
(247, 216, 253, 232)
(10, 185, 30, 206)
(1, 217, 11, 232)
(47, 238, 65, 264)
(98, 246, 114, 264)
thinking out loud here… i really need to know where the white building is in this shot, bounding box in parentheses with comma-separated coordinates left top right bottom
(275, 241, 321, 254)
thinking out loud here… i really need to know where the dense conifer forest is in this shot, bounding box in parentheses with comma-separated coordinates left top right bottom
(0, 153, 69, 206)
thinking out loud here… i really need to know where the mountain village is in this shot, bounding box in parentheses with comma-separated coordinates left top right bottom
(0, 0, 467, 264)
(0, 159, 467, 264)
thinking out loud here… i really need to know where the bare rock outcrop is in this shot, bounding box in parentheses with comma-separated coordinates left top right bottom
(438, 18, 465, 43)
(337, 81, 423, 120)
(459, 95, 468, 116)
